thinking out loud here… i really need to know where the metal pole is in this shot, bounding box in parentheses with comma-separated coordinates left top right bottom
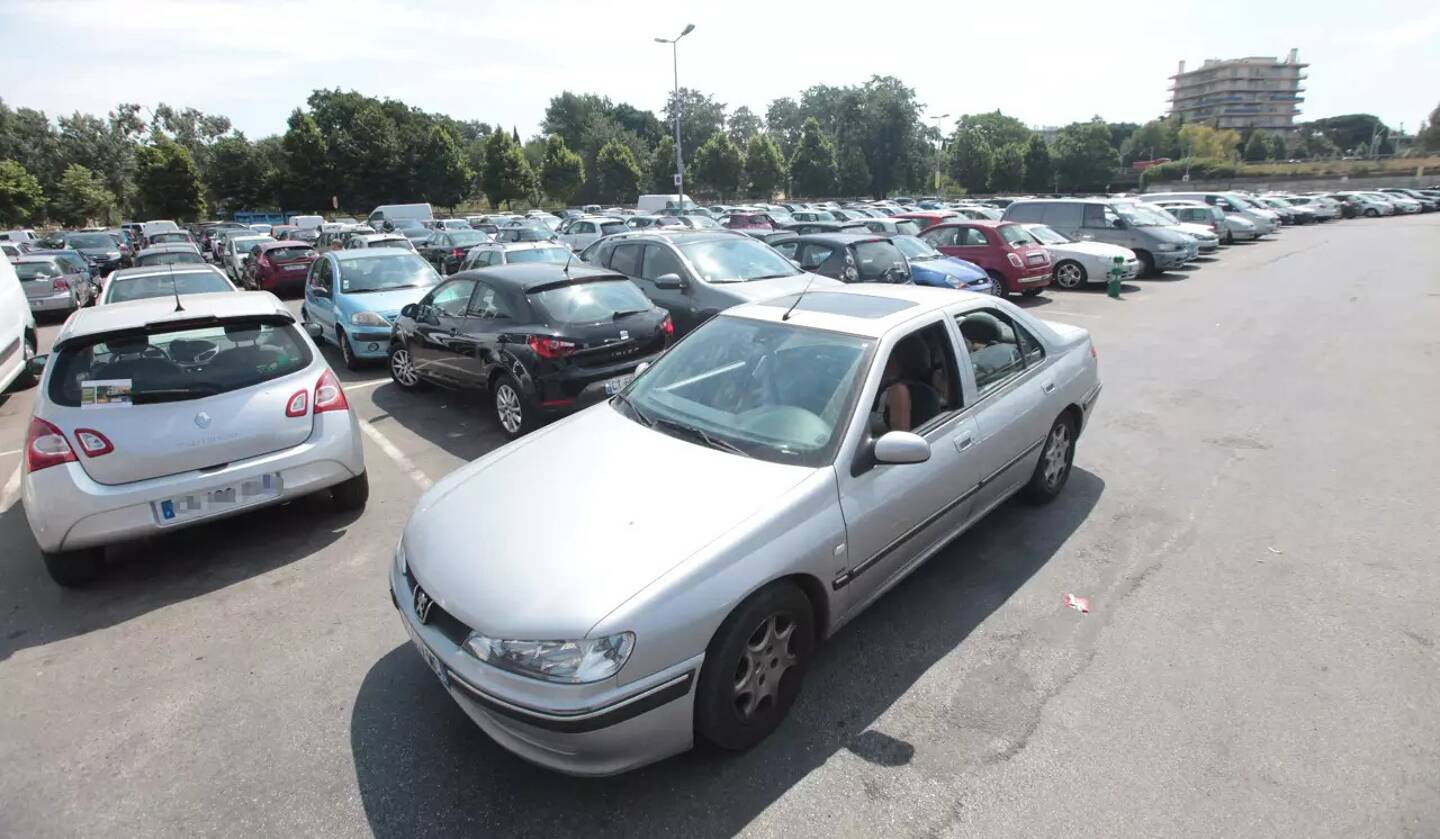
(673, 41, 683, 204)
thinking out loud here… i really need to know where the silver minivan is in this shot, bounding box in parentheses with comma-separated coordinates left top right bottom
(1002, 198, 1197, 275)
(1141, 192, 1280, 235)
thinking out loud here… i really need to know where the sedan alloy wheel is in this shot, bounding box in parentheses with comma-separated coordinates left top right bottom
(1054, 261, 1086, 289)
(389, 346, 421, 388)
(494, 381, 525, 436)
(733, 614, 799, 720)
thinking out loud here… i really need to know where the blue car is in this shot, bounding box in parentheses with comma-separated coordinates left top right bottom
(301, 248, 442, 369)
(891, 235, 994, 294)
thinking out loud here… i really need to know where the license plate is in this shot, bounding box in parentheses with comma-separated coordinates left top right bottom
(604, 374, 633, 395)
(155, 473, 281, 523)
(409, 629, 450, 688)
(285, 264, 306, 271)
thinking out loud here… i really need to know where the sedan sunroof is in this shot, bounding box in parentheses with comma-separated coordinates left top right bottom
(758, 292, 916, 319)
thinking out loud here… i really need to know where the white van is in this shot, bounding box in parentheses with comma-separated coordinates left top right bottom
(636, 194, 698, 214)
(288, 214, 325, 230)
(140, 220, 180, 238)
(1141, 192, 1279, 235)
(1, 229, 38, 244)
(1, 257, 39, 392)
(365, 203, 433, 229)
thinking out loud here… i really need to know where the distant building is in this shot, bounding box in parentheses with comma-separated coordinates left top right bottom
(1168, 49, 1307, 131)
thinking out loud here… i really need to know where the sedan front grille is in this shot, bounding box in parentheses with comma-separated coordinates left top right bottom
(404, 566, 472, 645)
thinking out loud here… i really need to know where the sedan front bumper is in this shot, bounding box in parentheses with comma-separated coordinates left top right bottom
(390, 561, 701, 776)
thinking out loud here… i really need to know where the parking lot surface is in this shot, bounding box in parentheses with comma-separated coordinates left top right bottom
(2, 216, 1438, 837)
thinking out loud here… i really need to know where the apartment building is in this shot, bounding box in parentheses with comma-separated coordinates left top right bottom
(1168, 49, 1307, 131)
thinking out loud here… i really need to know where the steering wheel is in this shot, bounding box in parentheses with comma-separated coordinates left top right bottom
(140, 345, 168, 360)
(192, 345, 219, 364)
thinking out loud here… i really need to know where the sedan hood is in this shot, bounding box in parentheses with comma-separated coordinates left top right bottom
(720, 271, 843, 302)
(1047, 241, 1132, 261)
(909, 256, 987, 288)
(403, 405, 815, 639)
(340, 285, 433, 316)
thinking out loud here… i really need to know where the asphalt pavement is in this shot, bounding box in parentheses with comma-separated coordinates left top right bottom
(2, 216, 1438, 838)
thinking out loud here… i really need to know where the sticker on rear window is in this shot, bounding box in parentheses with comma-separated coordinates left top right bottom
(80, 379, 133, 408)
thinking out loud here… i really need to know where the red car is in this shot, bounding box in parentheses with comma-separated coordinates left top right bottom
(918, 220, 1051, 298)
(723, 212, 776, 233)
(242, 240, 318, 294)
(895, 211, 958, 231)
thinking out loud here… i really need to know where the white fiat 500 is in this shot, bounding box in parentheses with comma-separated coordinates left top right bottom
(21, 292, 368, 586)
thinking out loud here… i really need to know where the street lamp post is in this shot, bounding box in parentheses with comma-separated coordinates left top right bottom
(930, 113, 949, 194)
(655, 24, 695, 207)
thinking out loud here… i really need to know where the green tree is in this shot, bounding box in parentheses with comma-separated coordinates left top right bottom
(954, 111, 1032, 150)
(1265, 133, 1287, 161)
(744, 135, 786, 199)
(482, 129, 536, 209)
(135, 140, 207, 221)
(207, 134, 266, 213)
(989, 143, 1026, 192)
(58, 110, 140, 214)
(946, 126, 993, 193)
(280, 109, 331, 212)
(1051, 122, 1119, 191)
(416, 125, 474, 208)
(1417, 102, 1440, 152)
(1119, 118, 1180, 163)
(540, 135, 585, 205)
(1305, 114, 1391, 154)
(342, 104, 403, 210)
(692, 133, 744, 199)
(663, 88, 726, 163)
(765, 97, 804, 159)
(727, 106, 764, 147)
(0, 102, 64, 194)
(0, 159, 45, 226)
(788, 117, 837, 198)
(1177, 123, 1241, 161)
(1022, 134, 1053, 192)
(593, 139, 642, 204)
(837, 145, 871, 196)
(1243, 132, 1269, 162)
(647, 134, 678, 193)
(50, 164, 116, 227)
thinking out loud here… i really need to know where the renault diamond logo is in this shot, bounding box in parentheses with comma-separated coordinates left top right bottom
(194, 412, 212, 429)
(619, 329, 629, 340)
(414, 587, 435, 624)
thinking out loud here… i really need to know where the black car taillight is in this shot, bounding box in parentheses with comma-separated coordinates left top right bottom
(528, 335, 577, 359)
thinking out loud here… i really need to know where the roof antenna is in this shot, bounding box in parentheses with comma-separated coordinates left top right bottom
(562, 246, 574, 279)
(168, 264, 185, 312)
(781, 271, 817, 322)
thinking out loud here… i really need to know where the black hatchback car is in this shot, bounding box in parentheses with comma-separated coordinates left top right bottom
(388, 263, 673, 438)
(765, 233, 913, 284)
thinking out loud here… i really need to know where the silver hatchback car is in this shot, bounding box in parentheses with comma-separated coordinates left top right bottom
(21, 292, 368, 586)
(391, 284, 1101, 776)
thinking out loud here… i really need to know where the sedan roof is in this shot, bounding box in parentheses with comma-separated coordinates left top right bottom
(786, 232, 889, 247)
(458, 261, 617, 290)
(725, 283, 993, 339)
(54, 290, 292, 347)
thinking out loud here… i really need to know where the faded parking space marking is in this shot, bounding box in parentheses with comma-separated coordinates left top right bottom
(345, 378, 391, 391)
(0, 463, 20, 512)
(359, 419, 433, 491)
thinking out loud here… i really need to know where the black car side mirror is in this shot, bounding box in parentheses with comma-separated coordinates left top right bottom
(653, 273, 685, 290)
(25, 353, 48, 377)
(400, 303, 418, 319)
(303, 322, 324, 340)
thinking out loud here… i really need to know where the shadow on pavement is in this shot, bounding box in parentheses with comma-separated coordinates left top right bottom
(350, 468, 1105, 838)
(368, 379, 509, 464)
(0, 489, 362, 662)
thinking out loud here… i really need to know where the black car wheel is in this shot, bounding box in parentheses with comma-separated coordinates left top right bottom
(986, 270, 1009, 298)
(337, 327, 362, 370)
(1134, 250, 1157, 276)
(388, 345, 427, 389)
(330, 471, 369, 511)
(493, 373, 534, 438)
(8, 330, 38, 391)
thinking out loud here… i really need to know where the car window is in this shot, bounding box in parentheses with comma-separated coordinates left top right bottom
(874, 321, 961, 432)
(956, 309, 1038, 395)
(1005, 204, 1045, 224)
(641, 244, 685, 280)
(107, 271, 232, 303)
(530, 278, 652, 325)
(312, 258, 332, 290)
(609, 243, 643, 276)
(574, 222, 595, 234)
(958, 228, 990, 246)
(797, 244, 834, 271)
(467, 281, 516, 319)
(998, 226, 1034, 247)
(922, 226, 958, 247)
(429, 278, 476, 317)
(1043, 203, 1085, 228)
(600, 221, 628, 236)
(772, 240, 799, 260)
(336, 253, 438, 293)
(853, 241, 907, 281)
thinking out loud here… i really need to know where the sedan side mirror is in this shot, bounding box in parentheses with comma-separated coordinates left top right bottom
(787, 257, 802, 270)
(653, 273, 685, 290)
(634, 361, 651, 376)
(303, 322, 324, 340)
(25, 353, 48, 377)
(400, 303, 418, 319)
(873, 430, 931, 465)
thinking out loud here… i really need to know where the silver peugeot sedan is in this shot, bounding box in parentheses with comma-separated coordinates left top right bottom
(392, 284, 1101, 775)
(21, 292, 368, 586)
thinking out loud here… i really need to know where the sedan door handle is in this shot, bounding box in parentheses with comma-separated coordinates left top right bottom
(1042, 382, 1056, 394)
(954, 435, 974, 452)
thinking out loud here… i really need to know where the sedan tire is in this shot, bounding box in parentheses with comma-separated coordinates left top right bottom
(337, 327, 362, 371)
(42, 547, 105, 588)
(1053, 260, 1087, 290)
(1023, 413, 1076, 505)
(986, 270, 1009, 298)
(9, 331, 38, 390)
(493, 373, 534, 439)
(388, 344, 428, 390)
(695, 581, 815, 751)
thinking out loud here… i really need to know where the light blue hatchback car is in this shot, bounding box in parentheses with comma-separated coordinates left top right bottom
(301, 248, 441, 369)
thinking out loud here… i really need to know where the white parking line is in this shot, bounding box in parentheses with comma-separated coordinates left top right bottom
(0, 463, 20, 512)
(358, 420, 433, 491)
(0, 449, 19, 458)
(1036, 309, 1103, 320)
(345, 378, 390, 391)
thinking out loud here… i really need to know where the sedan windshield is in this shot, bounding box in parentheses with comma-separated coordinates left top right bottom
(107, 271, 232, 302)
(66, 233, 116, 249)
(338, 253, 439, 293)
(1024, 225, 1071, 245)
(137, 251, 205, 266)
(618, 317, 872, 466)
(678, 238, 801, 283)
(891, 235, 941, 260)
(506, 247, 571, 264)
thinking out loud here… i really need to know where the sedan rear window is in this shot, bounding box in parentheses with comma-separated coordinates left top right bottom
(66, 233, 116, 249)
(506, 247, 571, 265)
(266, 247, 315, 261)
(600, 221, 628, 235)
(137, 251, 206, 266)
(49, 319, 313, 407)
(530, 279, 652, 324)
(16, 261, 62, 280)
(106, 271, 232, 303)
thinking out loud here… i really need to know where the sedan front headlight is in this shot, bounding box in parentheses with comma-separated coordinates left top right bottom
(352, 310, 389, 327)
(1157, 243, 1180, 252)
(464, 631, 636, 683)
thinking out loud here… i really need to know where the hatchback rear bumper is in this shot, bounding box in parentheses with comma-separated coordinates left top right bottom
(28, 293, 75, 313)
(22, 413, 364, 553)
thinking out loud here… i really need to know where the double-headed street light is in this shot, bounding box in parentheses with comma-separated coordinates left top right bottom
(654, 24, 696, 206)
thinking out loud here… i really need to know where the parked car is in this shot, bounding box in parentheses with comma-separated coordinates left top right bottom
(301, 248, 442, 369)
(240, 241, 319, 294)
(61, 231, 126, 276)
(1335, 192, 1396, 217)
(1003, 199, 1195, 276)
(378, 217, 433, 245)
(100, 265, 236, 304)
(493, 225, 558, 245)
(1, 257, 39, 392)
(431, 219, 473, 232)
(390, 283, 1100, 775)
(1139, 192, 1280, 235)
(14, 255, 95, 314)
(1116, 202, 1220, 252)
(1278, 195, 1340, 220)
(133, 245, 206, 270)
(21, 292, 368, 586)
(1252, 196, 1314, 224)
(219, 235, 274, 279)
(764, 233, 912, 285)
(417, 229, 493, 275)
(894, 211, 957, 230)
(722, 213, 776, 234)
(1367, 191, 1421, 214)
(790, 209, 836, 223)
(388, 263, 673, 437)
(1, 242, 24, 261)
(886, 235, 994, 293)
(1152, 201, 1259, 243)
(919, 220, 1052, 296)
(556, 216, 630, 252)
(345, 233, 415, 252)
(365, 202, 434, 231)
(667, 215, 722, 230)
(1387, 188, 1440, 211)
(459, 242, 573, 270)
(147, 230, 198, 248)
(1022, 224, 1139, 290)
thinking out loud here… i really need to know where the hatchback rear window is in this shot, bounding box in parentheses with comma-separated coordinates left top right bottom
(137, 251, 205, 266)
(998, 226, 1035, 246)
(106, 271, 232, 303)
(600, 222, 628, 235)
(267, 247, 315, 261)
(507, 247, 571, 265)
(16, 261, 62, 280)
(49, 319, 313, 407)
(530, 279, 652, 324)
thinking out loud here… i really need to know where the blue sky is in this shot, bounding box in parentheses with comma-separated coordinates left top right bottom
(2, 0, 1437, 138)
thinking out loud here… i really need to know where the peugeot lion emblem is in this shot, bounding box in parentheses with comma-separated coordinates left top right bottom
(414, 588, 435, 624)
(194, 412, 212, 429)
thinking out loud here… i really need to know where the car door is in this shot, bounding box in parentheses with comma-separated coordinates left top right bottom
(304, 257, 338, 337)
(833, 319, 981, 616)
(408, 277, 479, 384)
(452, 279, 521, 387)
(627, 242, 703, 333)
(954, 307, 1052, 518)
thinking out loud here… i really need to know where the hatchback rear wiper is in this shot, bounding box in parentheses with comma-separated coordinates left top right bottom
(131, 385, 221, 404)
(611, 309, 648, 320)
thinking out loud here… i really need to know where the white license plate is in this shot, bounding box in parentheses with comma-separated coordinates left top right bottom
(405, 621, 451, 688)
(284, 264, 307, 271)
(155, 473, 281, 523)
(604, 374, 633, 395)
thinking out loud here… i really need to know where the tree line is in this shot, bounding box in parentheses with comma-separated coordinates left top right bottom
(2, 84, 1435, 228)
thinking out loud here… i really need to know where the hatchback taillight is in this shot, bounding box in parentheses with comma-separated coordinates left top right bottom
(74, 428, 114, 457)
(528, 335, 577, 359)
(660, 314, 673, 337)
(451, 248, 465, 258)
(52, 278, 70, 291)
(314, 369, 349, 414)
(25, 417, 77, 472)
(286, 389, 309, 417)
(1007, 253, 1024, 268)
